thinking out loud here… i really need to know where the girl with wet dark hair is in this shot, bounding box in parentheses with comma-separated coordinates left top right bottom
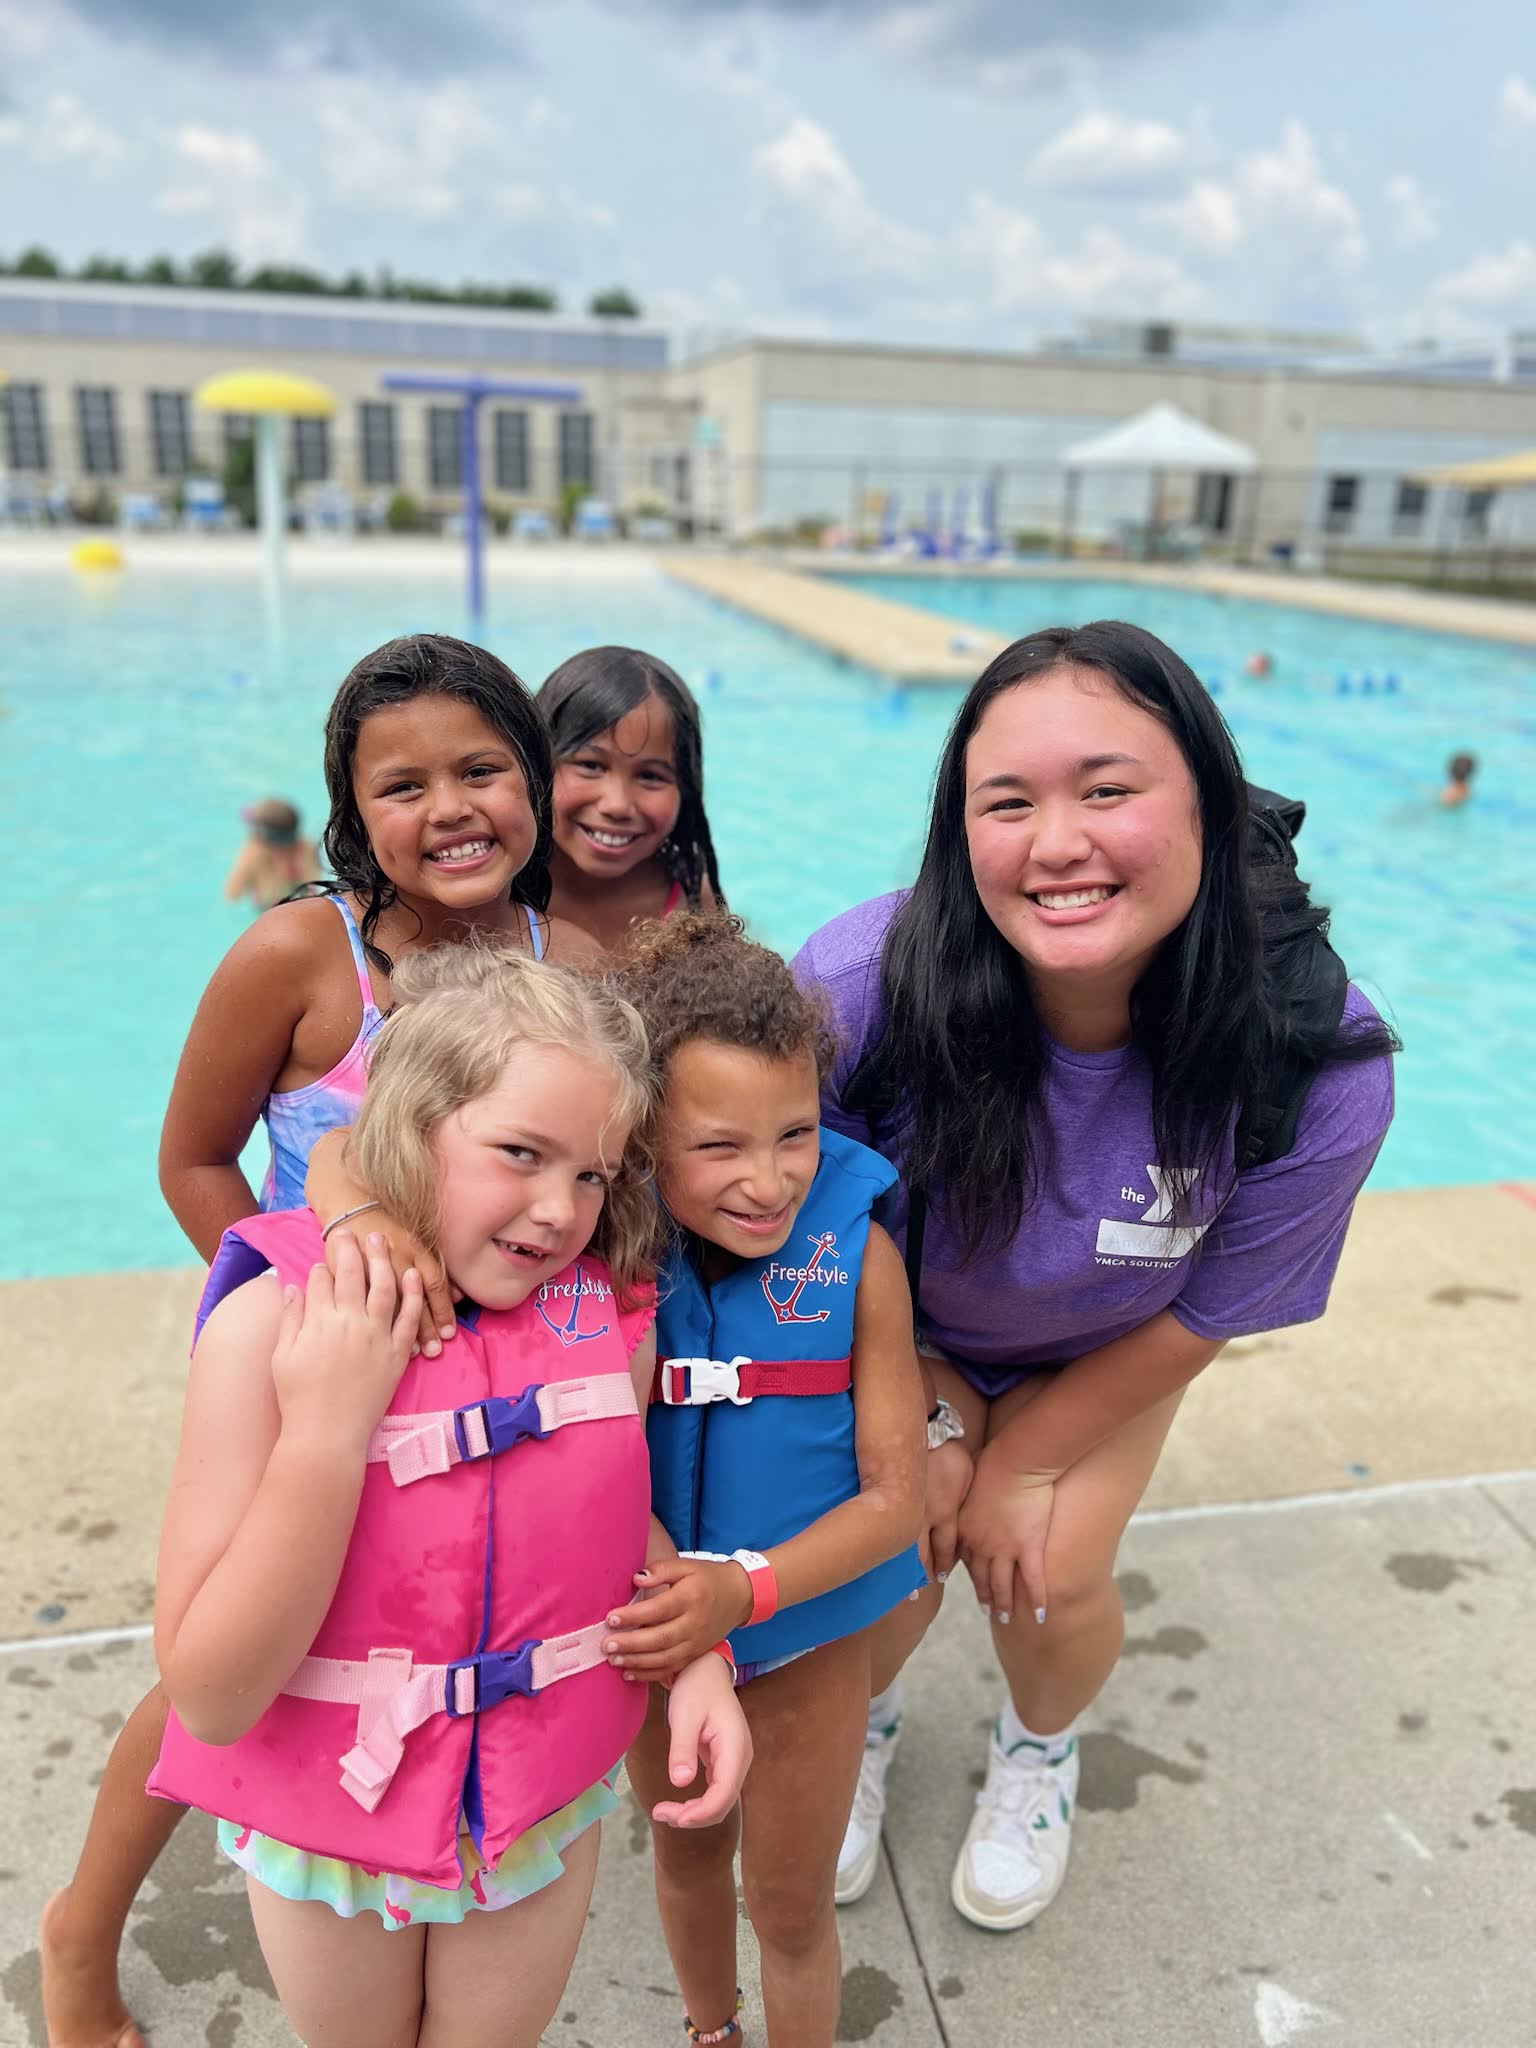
(537, 645, 723, 956)
(794, 620, 1398, 1935)
(40, 635, 597, 2048)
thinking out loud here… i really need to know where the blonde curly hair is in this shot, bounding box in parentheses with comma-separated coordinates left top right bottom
(350, 939, 658, 1300)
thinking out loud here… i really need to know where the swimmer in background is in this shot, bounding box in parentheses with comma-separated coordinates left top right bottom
(224, 798, 321, 913)
(1244, 652, 1274, 680)
(1439, 753, 1477, 809)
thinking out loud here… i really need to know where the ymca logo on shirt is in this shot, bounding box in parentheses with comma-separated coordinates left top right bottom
(761, 1230, 848, 1325)
(1095, 1167, 1210, 1268)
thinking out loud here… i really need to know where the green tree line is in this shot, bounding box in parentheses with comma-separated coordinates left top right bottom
(0, 245, 641, 317)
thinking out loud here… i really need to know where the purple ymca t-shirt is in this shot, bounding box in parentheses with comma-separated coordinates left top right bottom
(793, 893, 1393, 1384)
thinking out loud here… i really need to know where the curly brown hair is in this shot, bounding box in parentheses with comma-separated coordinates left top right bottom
(618, 910, 835, 1082)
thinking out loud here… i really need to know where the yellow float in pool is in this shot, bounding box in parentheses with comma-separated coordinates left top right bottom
(71, 538, 124, 571)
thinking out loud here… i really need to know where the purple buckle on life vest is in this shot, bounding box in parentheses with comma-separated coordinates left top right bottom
(444, 1641, 540, 1715)
(452, 1387, 549, 1464)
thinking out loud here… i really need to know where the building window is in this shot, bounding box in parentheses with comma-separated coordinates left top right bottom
(358, 402, 397, 487)
(1393, 480, 1427, 534)
(75, 386, 120, 476)
(221, 413, 254, 464)
(558, 410, 595, 491)
(428, 405, 461, 490)
(3, 382, 49, 470)
(493, 409, 529, 492)
(291, 417, 330, 482)
(1194, 472, 1233, 533)
(1323, 474, 1358, 534)
(1462, 489, 1494, 538)
(148, 390, 192, 477)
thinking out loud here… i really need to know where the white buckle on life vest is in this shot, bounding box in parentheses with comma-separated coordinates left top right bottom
(661, 1356, 754, 1406)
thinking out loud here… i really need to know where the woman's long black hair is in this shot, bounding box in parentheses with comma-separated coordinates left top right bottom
(852, 622, 1399, 1256)
(537, 646, 723, 905)
(322, 633, 553, 975)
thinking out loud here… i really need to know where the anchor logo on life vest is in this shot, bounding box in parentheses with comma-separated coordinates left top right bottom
(535, 1262, 612, 1347)
(759, 1231, 839, 1325)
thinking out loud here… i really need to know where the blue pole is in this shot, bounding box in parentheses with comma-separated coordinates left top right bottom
(461, 394, 484, 628)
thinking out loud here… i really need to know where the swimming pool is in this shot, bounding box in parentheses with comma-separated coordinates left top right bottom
(1, 564, 1530, 1277)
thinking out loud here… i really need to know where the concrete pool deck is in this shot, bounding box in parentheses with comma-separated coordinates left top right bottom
(3, 1178, 1533, 2045)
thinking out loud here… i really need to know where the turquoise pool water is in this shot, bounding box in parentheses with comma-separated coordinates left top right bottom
(2, 566, 1530, 1277)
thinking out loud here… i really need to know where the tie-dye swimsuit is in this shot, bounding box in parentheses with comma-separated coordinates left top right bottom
(225, 895, 612, 1927)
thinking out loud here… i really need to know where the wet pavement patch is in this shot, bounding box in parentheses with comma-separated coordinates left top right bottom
(1498, 1789, 1536, 1837)
(1383, 1552, 1491, 1593)
(836, 1962, 902, 2041)
(1122, 1625, 1208, 1660)
(1077, 1732, 1203, 1813)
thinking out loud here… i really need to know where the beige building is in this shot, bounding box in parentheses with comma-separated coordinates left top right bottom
(671, 334, 1536, 561)
(0, 277, 696, 523)
(7, 278, 1536, 563)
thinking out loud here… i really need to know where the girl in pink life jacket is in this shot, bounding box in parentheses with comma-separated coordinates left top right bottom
(603, 913, 927, 2048)
(152, 946, 752, 2048)
(42, 636, 595, 2048)
(536, 647, 723, 958)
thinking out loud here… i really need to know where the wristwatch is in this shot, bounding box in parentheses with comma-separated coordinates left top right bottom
(926, 1398, 966, 1451)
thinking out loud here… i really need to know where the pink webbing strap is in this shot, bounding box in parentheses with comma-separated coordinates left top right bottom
(366, 1373, 637, 1487)
(284, 1621, 612, 1812)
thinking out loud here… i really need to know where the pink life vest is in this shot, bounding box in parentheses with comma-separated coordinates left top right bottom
(148, 1209, 654, 1890)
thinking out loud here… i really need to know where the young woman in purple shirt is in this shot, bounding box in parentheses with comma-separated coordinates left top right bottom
(794, 621, 1396, 1932)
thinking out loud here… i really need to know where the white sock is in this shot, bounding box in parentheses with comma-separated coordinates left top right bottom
(867, 1680, 903, 1736)
(996, 1697, 1075, 1763)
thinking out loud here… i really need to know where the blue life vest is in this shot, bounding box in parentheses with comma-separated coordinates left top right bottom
(648, 1126, 925, 1664)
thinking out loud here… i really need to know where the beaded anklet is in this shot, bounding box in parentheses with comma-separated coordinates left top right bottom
(684, 1986, 744, 2043)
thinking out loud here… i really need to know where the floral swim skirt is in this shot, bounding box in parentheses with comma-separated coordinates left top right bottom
(216, 1769, 619, 1930)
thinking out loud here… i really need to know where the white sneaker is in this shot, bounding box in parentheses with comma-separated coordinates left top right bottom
(950, 1723, 1078, 1931)
(835, 1707, 902, 1905)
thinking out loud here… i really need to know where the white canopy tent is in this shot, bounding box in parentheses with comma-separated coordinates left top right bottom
(1062, 402, 1257, 473)
(1059, 404, 1257, 555)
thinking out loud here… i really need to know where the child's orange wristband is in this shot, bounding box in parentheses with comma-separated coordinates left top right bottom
(659, 1641, 736, 1690)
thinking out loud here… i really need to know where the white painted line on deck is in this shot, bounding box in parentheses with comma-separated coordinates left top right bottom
(1134, 1467, 1536, 1527)
(0, 1621, 153, 1658)
(1383, 1810, 1435, 1861)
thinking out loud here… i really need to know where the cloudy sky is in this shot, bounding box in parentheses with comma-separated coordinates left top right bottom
(2, 0, 1535, 350)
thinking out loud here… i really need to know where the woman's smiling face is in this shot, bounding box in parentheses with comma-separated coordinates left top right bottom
(963, 665, 1203, 1003)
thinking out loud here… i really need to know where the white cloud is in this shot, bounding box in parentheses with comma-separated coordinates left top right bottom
(153, 186, 214, 216)
(497, 184, 548, 223)
(1029, 110, 1189, 193)
(1431, 239, 1536, 310)
(1165, 120, 1365, 274)
(1384, 173, 1437, 249)
(1166, 178, 1242, 254)
(1242, 120, 1364, 268)
(39, 91, 123, 169)
(962, 193, 1201, 316)
(753, 115, 928, 282)
(320, 83, 504, 223)
(174, 124, 269, 179)
(1498, 75, 1536, 127)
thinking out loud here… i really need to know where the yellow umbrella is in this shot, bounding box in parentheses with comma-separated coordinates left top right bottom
(195, 369, 337, 601)
(1414, 447, 1536, 488)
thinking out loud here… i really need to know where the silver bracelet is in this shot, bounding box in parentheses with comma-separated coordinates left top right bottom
(320, 1199, 382, 1241)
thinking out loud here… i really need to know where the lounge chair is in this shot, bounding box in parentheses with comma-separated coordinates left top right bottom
(574, 498, 616, 541)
